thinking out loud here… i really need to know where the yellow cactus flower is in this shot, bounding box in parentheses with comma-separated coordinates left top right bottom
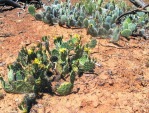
(59, 48, 67, 53)
(84, 47, 91, 54)
(53, 36, 58, 40)
(53, 36, 62, 40)
(74, 34, 80, 40)
(27, 49, 33, 55)
(33, 58, 41, 65)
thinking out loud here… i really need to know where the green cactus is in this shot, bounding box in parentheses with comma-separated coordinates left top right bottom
(111, 14, 117, 24)
(43, 17, 51, 24)
(109, 4, 115, 11)
(7, 68, 14, 82)
(0, 77, 34, 93)
(95, 10, 100, 20)
(79, 55, 88, 65)
(28, 0, 148, 39)
(0, 34, 97, 112)
(110, 26, 120, 42)
(59, 48, 68, 61)
(122, 22, 128, 29)
(59, 15, 68, 26)
(88, 39, 97, 48)
(54, 36, 63, 46)
(121, 29, 132, 38)
(17, 48, 28, 66)
(87, 24, 98, 37)
(15, 70, 24, 81)
(98, 27, 108, 37)
(70, 71, 75, 84)
(72, 63, 79, 73)
(105, 16, 112, 24)
(51, 49, 59, 57)
(60, 42, 69, 49)
(28, 5, 36, 16)
(128, 23, 137, 32)
(98, 0, 103, 6)
(18, 93, 36, 113)
(103, 22, 111, 30)
(34, 13, 43, 21)
(62, 63, 70, 76)
(124, 17, 132, 24)
(111, 23, 116, 28)
(139, 28, 145, 36)
(74, 45, 84, 59)
(56, 82, 73, 95)
(83, 18, 89, 28)
(55, 62, 63, 75)
(84, 61, 95, 72)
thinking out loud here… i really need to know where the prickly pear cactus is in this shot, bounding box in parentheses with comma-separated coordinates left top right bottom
(28, 0, 149, 41)
(28, 5, 36, 16)
(0, 35, 97, 111)
(84, 61, 95, 72)
(70, 71, 76, 84)
(88, 39, 97, 48)
(56, 82, 73, 96)
(18, 93, 36, 113)
(34, 12, 43, 21)
(121, 29, 132, 38)
(110, 26, 120, 42)
(0, 77, 34, 93)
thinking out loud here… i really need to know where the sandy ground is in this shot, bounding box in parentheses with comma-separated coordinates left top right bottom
(0, 0, 149, 113)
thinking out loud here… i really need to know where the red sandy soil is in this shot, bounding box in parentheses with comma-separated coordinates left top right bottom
(0, 0, 149, 113)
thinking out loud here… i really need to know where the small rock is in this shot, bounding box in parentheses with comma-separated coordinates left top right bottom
(15, 20, 23, 23)
(34, 104, 43, 108)
(37, 104, 43, 108)
(98, 81, 105, 86)
(145, 60, 149, 67)
(14, 98, 19, 102)
(108, 79, 114, 86)
(0, 92, 4, 99)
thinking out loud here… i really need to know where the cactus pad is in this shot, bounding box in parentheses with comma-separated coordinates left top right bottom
(35, 13, 43, 21)
(56, 82, 73, 95)
(28, 5, 36, 16)
(84, 61, 95, 72)
(110, 26, 120, 42)
(121, 29, 132, 38)
(88, 39, 97, 48)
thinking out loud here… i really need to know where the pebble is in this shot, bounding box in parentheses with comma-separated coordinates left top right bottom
(0, 92, 4, 99)
(0, 62, 6, 67)
(34, 104, 43, 108)
(14, 98, 19, 102)
(108, 79, 114, 86)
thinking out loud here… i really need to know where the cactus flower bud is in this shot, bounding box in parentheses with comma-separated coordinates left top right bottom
(84, 47, 91, 54)
(59, 48, 67, 53)
(27, 49, 33, 55)
(33, 58, 41, 65)
(74, 34, 80, 40)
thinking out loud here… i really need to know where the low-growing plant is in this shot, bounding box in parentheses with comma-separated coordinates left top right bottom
(28, 0, 149, 42)
(0, 35, 97, 112)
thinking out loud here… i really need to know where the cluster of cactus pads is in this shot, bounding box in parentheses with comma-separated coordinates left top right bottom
(0, 35, 96, 111)
(28, 0, 149, 42)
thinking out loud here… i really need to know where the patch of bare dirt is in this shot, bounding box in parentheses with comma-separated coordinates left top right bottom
(0, 0, 149, 113)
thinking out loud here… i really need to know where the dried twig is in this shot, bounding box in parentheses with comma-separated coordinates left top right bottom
(116, 6, 149, 24)
(0, 0, 21, 8)
(116, 0, 149, 24)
